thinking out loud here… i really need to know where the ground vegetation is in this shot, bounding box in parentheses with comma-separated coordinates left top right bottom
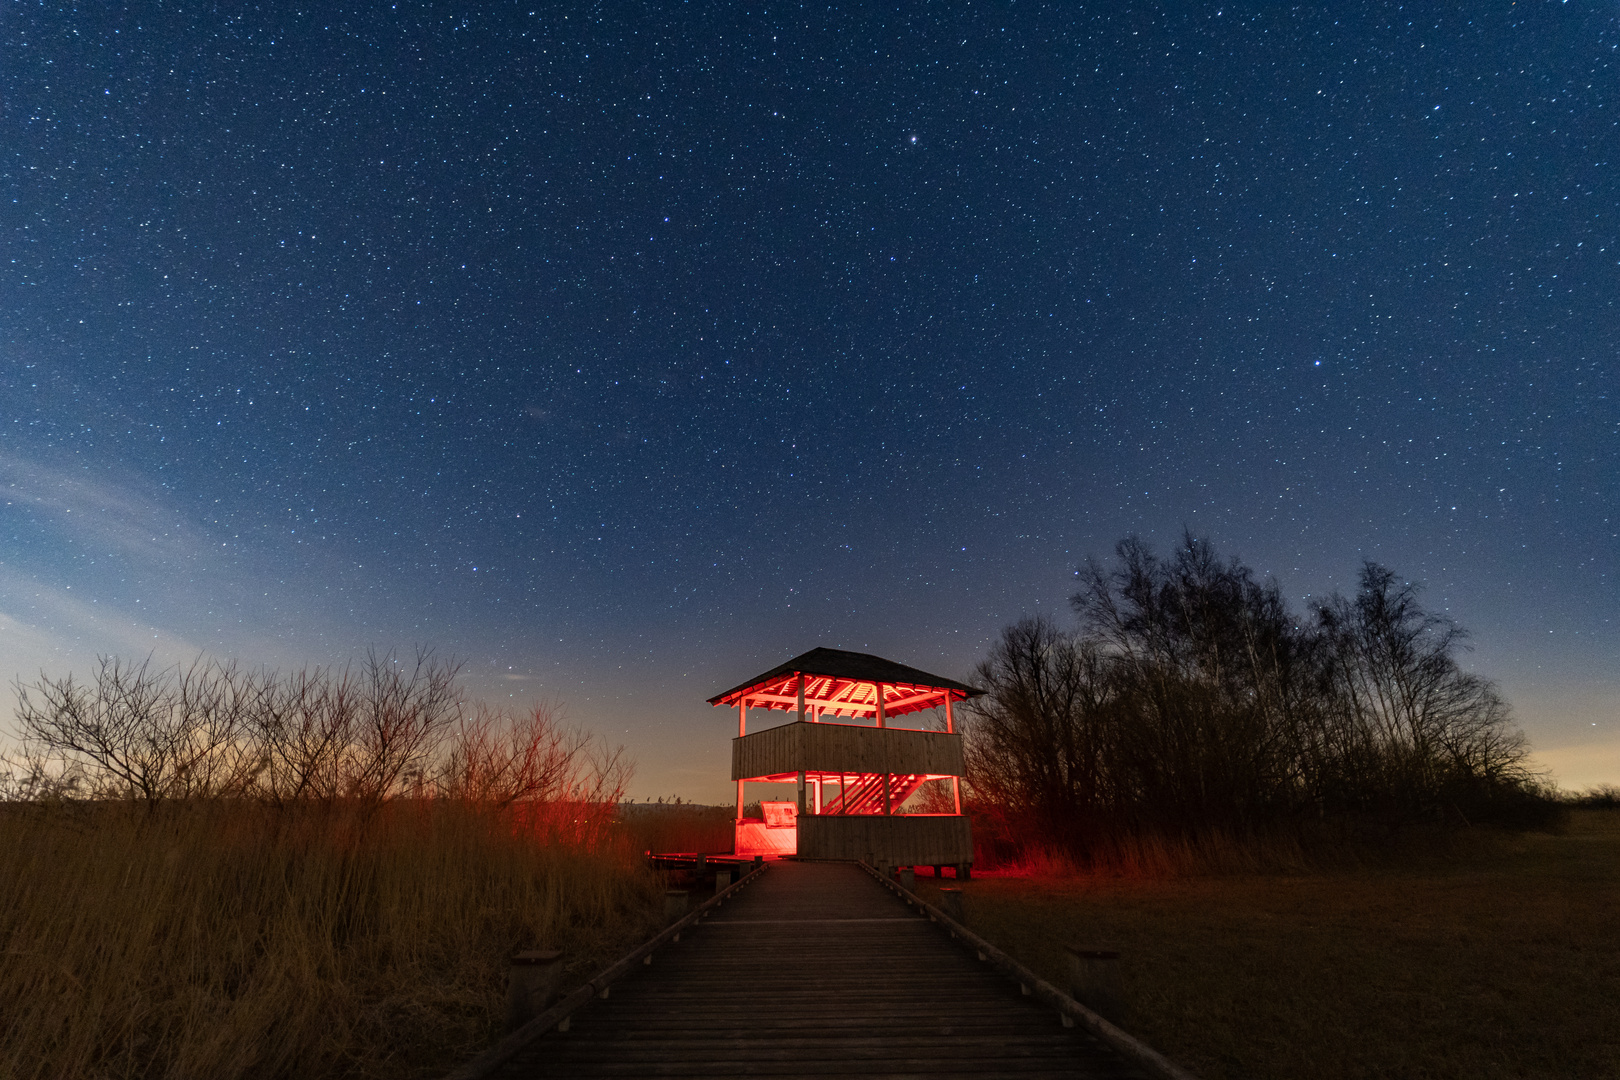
(910, 809, 1620, 1080)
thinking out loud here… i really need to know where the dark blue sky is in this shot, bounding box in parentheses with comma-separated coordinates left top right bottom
(4, 2, 1616, 799)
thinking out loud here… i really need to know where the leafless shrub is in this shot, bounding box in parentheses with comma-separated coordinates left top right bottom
(343, 648, 462, 806)
(964, 616, 1115, 846)
(433, 700, 632, 844)
(0, 738, 83, 802)
(246, 663, 360, 807)
(901, 777, 959, 814)
(13, 656, 263, 805)
(1565, 784, 1620, 809)
(7, 649, 633, 841)
(438, 701, 593, 807)
(0, 650, 646, 1077)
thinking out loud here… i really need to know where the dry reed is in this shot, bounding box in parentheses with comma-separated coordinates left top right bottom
(613, 801, 736, 856)
(0, 799, 661, 1080)
(979, 826, 1315, 879)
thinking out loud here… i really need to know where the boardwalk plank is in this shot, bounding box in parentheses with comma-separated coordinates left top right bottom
(497, 861, 1152, 1079)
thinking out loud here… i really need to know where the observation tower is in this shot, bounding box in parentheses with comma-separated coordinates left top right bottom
(708, 647, 981, 874)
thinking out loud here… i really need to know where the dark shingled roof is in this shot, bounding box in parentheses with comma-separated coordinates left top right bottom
(707, 647, 983, 706)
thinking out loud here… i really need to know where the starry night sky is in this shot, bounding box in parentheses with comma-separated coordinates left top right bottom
(4, 3, 1617, 800)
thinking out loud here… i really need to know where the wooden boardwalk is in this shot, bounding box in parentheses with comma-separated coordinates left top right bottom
(494, 861, 1154, 1079)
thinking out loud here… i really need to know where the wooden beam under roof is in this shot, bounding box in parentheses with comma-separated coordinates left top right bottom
(709, 647, 982, 715)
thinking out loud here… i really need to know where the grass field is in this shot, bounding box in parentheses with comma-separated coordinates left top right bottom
(913, 810, 1620, 1080)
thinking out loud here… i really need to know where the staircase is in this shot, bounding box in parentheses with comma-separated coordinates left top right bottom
(820, 773, 927, 815)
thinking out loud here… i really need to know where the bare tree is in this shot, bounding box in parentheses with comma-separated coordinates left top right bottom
(1315, 562, 1534, 820)
(1071, 533, 1314, 832)
(963, 616, 1116, 848)
(10, 649, 461, 811)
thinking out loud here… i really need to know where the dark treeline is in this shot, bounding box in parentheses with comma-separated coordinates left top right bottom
(964, 534, 1553, 860)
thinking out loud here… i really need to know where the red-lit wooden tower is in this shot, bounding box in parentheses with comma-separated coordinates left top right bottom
(708, 648, 982, 872)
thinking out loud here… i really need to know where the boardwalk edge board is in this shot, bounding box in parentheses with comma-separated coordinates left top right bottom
(439, 862, 770, 1080)
(859, 862, 1202, 1080)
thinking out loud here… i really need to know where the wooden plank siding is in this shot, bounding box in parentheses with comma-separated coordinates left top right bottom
(493, 861, 1150, 1079)
(732, 721, 964, 781)
(798, 814, 973, 864)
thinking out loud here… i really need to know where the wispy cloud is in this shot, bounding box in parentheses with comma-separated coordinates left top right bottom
(0, 568, 208, 664)
(0, 452, 203, 568)
(0, 452, 345, 699)
(0, 569, 217, 750)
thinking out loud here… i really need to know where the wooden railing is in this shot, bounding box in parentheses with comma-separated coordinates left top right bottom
(732, 720, 963, 780)
(439, 861, 769, 1080)
(860, 861, 1200, 1080)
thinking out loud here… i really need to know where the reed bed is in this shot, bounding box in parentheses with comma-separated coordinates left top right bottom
(613, 800, 737, 856)
(0, 800, 662, 1080)
(974, 825, 1316, 879)
(0, 651, 745, 1079)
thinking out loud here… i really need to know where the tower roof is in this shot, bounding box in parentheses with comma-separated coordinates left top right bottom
(708, 647, 982, 719)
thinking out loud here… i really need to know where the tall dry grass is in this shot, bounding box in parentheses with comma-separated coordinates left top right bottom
(973, 826, 1315, 879)
(614, 800, 736, 855)
(0, 800, 661, 1080)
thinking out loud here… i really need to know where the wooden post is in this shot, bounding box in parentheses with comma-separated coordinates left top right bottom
(735, 698, 747, 843)
(899, 866, 915, 890)
(714, 868, 732, 894)
(952, 775, 962, 815)
(796, 672, 805, 724)
(938, 888, 964, 923)
(812, 777, 822, 815)
(879, 683, 892, 815)
(663, 889, 690, 922)
(944, 692, 954, 733)
(506, 950, 564, 1032)
(1064, 946, 1123, 1022)
(797, 770, 806, 814)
